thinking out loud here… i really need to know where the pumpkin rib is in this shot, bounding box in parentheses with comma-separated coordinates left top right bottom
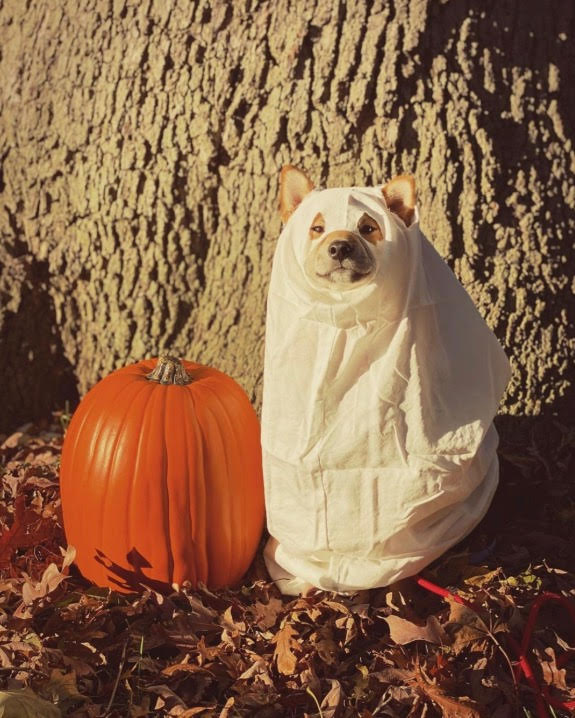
(195, 382, 233, 587)
(124, 379, 158, 587)
(213, 386, 248, 584)
(184, 385, 208, 585)
(126, 378, 173, 586)
(225, 386, 262, 580)
(163, 384, 195, 587)
(70, 377, 145, 584)
(156, 383, 175, 584)
(98, 379, 152, 587)
(210, 378, 263, 584)
(60, 388, 101, 561)
(177, 388, 196, 587)
(200, 381, 245, 586)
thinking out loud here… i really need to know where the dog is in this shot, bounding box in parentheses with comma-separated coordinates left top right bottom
(261, 166, 510, 596)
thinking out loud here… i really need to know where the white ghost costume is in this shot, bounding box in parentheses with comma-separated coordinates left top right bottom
(261, 185, 511, 595)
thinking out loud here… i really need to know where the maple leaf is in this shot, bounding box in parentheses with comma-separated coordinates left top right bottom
(415, 667, 486, 717)
(384, 614, 448, 645)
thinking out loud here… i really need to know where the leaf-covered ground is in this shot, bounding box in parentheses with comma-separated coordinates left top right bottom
(1, 414, 574, 717)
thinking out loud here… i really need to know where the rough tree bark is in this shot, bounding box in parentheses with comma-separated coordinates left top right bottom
(0, 0, 574, 433)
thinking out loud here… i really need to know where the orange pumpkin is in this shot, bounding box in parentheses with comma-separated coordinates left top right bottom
(59, 356, 264, 592)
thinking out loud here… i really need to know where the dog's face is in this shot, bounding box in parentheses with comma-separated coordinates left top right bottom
(303, 209, 381, 288)
(279, 166, 416, 291)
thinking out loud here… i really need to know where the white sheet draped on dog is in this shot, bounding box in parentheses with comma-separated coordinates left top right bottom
(261, 184, 511, 595)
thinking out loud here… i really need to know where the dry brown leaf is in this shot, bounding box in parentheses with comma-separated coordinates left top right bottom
(385, 614, 448, 645)
(252, 597, 284, 629)
(0, 430, 31, 450)
(43, 668, 85, 702)
(162, 662, 212, 677)
(272, 621, 299, 675)
(0, 495, 27, 564)
(540, 646, 568, 691)
(22, 562, 68, 604)
(309, 625, 339, 664)
(372, 667, 414, 684)
(223, 604, 247, 633)
(463, 567, 502, 587)
(237, 657, 275, 687)
(320, 678, 343, 718)
(144, 684, 187, 711)
(218, 697, 235, 717)
(299, 659, 322, 696)
(0, 688, 60, 717)
(445, 600, 490, 651)
(415, 671, 485, 718)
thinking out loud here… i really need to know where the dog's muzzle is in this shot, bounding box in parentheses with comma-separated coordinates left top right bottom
(328, 240, 354, 262)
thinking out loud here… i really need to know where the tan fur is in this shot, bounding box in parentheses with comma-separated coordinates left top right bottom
(308, 212, 325, 240)
(279, 165, 315, 223)
(357, 212, 383, 244)
(382, 175, 416, 227)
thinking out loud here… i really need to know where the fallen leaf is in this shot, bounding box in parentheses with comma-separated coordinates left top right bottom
(309, 625, 339, 664)
(218, 697, 234, 718)
(352, 664, 370, 701)
(0, 688, 61, 717)
(540, 646, 568, 691)
(144, 684, 187, 712)
(415, 671, 485, 717)
(445, 600, 490, 651)
(252, 597, 284, 629)
(43, 668, 85, 702)
(272, 621, 299, 675)
(320, 679, 343, 718)
(162, 662, 211, 677)
(385, 614, 448, 645)
(0, 429, 31, 450)
(61, 544, 77, 571)
(463, 567, 501, 587)
(221, 605, 246, 634)
(237, 657, 274, 686)
(22, 562, 67, 604)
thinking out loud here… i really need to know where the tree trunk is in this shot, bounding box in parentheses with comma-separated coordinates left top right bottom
(1, 0, 574, 433)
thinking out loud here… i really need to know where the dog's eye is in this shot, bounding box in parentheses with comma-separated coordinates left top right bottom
(311, 225, 324, 234)
(359, 224, 375, 234)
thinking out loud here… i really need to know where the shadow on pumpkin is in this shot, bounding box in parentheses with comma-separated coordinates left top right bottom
(93, 547, 173, 594)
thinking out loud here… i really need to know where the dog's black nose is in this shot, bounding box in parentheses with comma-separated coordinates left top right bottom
(328, 240, 353, 262)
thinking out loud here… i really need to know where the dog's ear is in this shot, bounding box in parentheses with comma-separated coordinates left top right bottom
(279, 165, 315, 222)
(382, 175, 416, 226)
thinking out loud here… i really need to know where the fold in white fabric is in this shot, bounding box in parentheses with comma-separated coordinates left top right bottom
(261, 185, 511, 595)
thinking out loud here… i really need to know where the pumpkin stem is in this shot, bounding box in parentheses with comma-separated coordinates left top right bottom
(146, 355, 192, 385)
